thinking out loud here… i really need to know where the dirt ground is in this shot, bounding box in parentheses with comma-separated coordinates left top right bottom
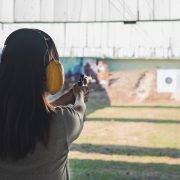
(91, 69, 180, 105)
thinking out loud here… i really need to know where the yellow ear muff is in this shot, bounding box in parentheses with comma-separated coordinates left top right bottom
(46, 60, 64, 95)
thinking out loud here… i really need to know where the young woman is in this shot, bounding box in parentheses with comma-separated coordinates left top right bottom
(0, 28, 88, 180)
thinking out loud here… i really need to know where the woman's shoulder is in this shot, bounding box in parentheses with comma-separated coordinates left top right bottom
(52, 105, 77, 127)
(54, 105, 84, 145)
(49, 106, 70, 140)
(54, 105, 76, 117)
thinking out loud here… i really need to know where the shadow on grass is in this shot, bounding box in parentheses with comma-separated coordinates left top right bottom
(86, 117, 180, 124)
(71, 144, 180, 158)
(110, 105, 180, 109)
(69, 159, 180, 180)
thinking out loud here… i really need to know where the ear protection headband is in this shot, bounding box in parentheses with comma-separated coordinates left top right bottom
(1, 28, 64, 95)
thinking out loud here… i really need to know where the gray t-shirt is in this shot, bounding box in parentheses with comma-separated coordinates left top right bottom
(0, 106, 84, 180)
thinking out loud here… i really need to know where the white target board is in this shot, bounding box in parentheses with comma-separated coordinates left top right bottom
(157, 69, 180, 93)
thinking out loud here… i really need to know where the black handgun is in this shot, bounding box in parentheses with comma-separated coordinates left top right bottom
(78, 74, 92, 87)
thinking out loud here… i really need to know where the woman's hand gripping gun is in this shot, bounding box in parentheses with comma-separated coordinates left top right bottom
(50, 74, 91, 106)
(77, 74, 91, 102)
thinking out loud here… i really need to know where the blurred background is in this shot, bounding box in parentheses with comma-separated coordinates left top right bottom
(0, 0, 180, 179)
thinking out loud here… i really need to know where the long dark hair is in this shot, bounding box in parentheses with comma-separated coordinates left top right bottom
(0, 29, 58, 160)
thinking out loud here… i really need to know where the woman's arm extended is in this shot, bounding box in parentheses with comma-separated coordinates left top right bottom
(50, 89, 75, 107)
(50, 85, 88, 107)
(50, 75, 89, 107)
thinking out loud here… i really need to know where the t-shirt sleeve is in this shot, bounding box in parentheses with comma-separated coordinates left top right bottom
(57, 106, 84, 145)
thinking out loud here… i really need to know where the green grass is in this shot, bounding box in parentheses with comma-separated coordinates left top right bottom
(69, 159, 180, 180)
(69, 105, 180, 180)
(70, 144, 180, 158)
